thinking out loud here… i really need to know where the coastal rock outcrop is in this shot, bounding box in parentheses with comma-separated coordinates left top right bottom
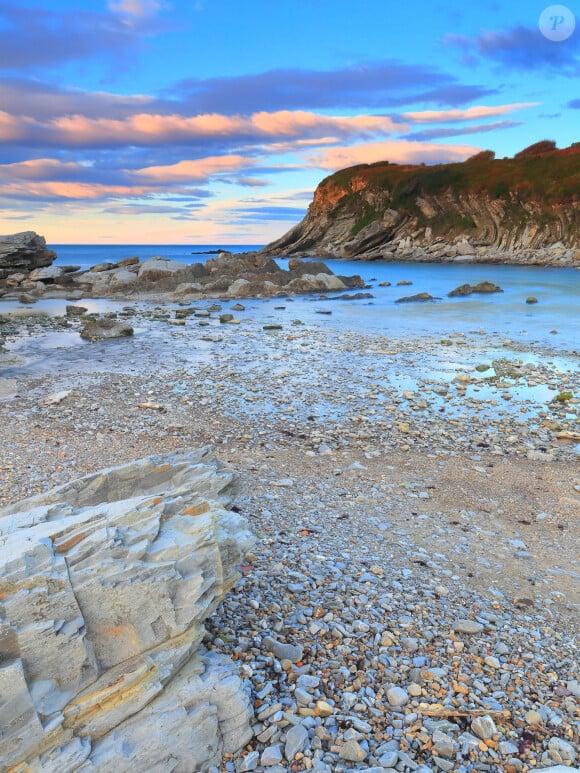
(0, 231, 56, 279)
(0, 448, 255, 771)
(263, 143, 580, 265)
(0, 248, 365, 302)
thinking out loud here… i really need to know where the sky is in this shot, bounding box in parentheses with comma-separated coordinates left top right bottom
(0, 0, 578, 245)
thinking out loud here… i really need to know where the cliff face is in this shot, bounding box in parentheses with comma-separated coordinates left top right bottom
(265, 144, 580, 263)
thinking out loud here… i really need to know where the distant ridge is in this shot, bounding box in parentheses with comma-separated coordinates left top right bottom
(264, 142, 580, 264)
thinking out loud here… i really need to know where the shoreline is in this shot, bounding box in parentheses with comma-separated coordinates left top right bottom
(265, 246, 580, 269)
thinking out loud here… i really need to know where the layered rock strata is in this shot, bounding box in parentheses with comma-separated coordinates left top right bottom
(0, 448, 255, 771)
(264, 145, 580, 264)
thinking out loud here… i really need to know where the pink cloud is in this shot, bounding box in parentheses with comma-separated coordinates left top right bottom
(250, 110, 400, 137)
(2, 110, 401, 148)
(402, 102, 538, 124)
(0, 110, 29, 142)
(134, 154, 253, 182)
(306, 140, 480, 170)
(0, 180, 154, 200)
(0, 153, 258, 199)
(0, 158, 86, 179)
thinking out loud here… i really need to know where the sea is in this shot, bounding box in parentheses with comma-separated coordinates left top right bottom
(45, 243, 580, 352)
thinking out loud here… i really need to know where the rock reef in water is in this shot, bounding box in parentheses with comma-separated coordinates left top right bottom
(0, 447, 255, 771)
(0, 231, 56, 279)
(0, 247, 365, 302)
(263, 142, 580, 265)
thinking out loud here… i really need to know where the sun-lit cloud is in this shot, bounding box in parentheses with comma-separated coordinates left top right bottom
(306, 140, 480, 170)
(0, 158, 89, 179)
(134, 154, 254, 183)
(0, 110, 25, 142)
(0, 180, 152, 201)
(403, 102, 538, 124)
(0, 153, 260, 200)
(0, 110, 402, 150)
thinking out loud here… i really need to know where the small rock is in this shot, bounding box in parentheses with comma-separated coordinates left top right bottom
(452, 619, 484, 634)
(387, 686, 410, 707)
(314, 700, 333, 717)
(525, 710, 543, 724)
(548, 737, 576, 763)
(40, 390, 72, 406)
(261, 745, 283, 767)
(339, 739, 367, 762)
(262, 636, 304, 663)
(284, 724, 308, 761)
(471, 715, 497, 740)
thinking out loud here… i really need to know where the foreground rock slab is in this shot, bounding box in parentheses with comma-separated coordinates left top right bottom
(0, 447, 255, 771)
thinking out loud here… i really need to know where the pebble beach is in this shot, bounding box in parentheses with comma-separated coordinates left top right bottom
(0, 295, 578, 773)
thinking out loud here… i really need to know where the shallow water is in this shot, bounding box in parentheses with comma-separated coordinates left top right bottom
(3, 251, 579, 350)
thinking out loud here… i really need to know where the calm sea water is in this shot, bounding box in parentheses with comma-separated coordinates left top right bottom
(52, 244, 260, 272)
(16, 244, 580, 352)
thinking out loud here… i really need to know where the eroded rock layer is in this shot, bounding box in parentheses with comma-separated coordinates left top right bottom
(0, 448, 255, 772)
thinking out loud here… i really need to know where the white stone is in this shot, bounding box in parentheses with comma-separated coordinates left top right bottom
(40, 389, 72, 405)
(471, 715, 497, 740)
(387, 685, 410, 707)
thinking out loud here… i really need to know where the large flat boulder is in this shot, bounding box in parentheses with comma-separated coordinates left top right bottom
(0, 448, 255, 771)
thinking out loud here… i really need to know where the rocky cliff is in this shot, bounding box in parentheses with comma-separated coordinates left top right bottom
(265, 143, 580, 264)
(0, 448, 255, 772)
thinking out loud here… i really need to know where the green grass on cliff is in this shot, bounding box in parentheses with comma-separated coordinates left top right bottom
(321, 144, 580, 234)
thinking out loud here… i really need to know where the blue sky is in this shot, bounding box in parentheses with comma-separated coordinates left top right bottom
(0, 0, 578, 244)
